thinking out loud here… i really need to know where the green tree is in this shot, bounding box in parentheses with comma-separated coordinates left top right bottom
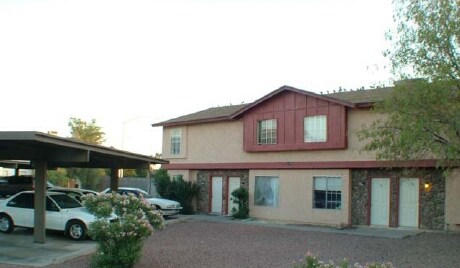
(153, 169, 171, 197)
(68, 117, 105, 145)
(121, 169, 148, 178)
(67, 117, 107, 190)
(153, 169, 200, 214)
(47, 168, 70, 187)
(67, 168, 106, 190)
(231, 187, 249, 219)
(359, 0, 460, 166)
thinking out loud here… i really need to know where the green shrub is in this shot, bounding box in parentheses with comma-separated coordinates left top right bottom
(153, 169, 200, 214)
(231, 187, 249, 219)
(83, 193, 164, 268)
(292, 252, 394, 268)
(153, 169, 171, 197)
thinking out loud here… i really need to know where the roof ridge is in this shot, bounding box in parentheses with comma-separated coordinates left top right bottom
(152, 86, 393, 127)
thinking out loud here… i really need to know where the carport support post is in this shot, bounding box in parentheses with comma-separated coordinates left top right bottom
(110, 168, 120, 192)
(34, 159, 47, 244)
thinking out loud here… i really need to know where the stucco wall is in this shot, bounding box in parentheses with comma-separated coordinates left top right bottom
(248, 169, 350, 226)
(162, 109, 380, 164)
(162, 126, 187, 159)
(445, 168, 460, 231)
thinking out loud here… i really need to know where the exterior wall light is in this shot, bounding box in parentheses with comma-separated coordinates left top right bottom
(424, 182, 432, 192)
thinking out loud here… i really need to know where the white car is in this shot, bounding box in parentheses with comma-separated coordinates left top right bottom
(0, 191, 99, 240)
(48, 187, 99, 202)
(101, 187, 182, 217)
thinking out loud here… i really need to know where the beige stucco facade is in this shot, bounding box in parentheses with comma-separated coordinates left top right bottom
(445, 168, 460, 231)
(162, 109, 380, 164)
(158, 100, 459, 231)
(248, 169, 351, 226)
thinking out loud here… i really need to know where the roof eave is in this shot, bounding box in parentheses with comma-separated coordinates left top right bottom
(355, 102, 375, 108)
(152, 116, 233, 128)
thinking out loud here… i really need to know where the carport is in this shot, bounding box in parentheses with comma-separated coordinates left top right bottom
(0, 131, 168, 243)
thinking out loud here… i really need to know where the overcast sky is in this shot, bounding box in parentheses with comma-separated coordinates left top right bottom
(0, 0, 394, 156)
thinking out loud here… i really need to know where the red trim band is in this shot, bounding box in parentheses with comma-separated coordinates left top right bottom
(162, 160, 439, 170)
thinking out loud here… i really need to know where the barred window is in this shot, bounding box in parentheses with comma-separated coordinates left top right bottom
(313, 177, 342, 209)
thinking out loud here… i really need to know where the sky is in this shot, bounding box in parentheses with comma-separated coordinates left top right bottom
(0, 0, 395, 157)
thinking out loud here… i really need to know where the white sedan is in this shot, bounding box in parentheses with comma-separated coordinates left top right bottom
(0, 191, 99, 240)
(101, 187, 182, 217)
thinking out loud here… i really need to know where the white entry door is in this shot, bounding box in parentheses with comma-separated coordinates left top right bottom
(211, 176, 223, 214)
(371, 178, 390, 226)
(227, 177, 241, 214)
(399, 178, 419, 228)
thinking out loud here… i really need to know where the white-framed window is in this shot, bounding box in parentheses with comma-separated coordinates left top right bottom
(313, 176, 342, 209)
(257, 119, 277, 144)
(254, 176, 279, 207)
(170, 128, 181, 155)
(304, 115, 327, 142)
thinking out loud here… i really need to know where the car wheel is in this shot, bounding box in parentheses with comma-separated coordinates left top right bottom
(66, 220, 87, 240)
(0, 213, 14, 233)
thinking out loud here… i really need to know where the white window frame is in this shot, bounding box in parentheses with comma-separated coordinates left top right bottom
(313, 176, 342, 210)
(257, 119, 277, 145)
(304, 115, 327, 142)
(254, 176, 279, 207)
(170, 128, 181, 155)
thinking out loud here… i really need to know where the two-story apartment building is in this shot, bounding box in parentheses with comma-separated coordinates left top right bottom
(152, 85, 460, 231)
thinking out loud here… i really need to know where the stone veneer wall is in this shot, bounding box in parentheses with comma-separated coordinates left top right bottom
(351, 168, 445, 230)
(419, 170, 445, 230)
(196, 170, 249, 214)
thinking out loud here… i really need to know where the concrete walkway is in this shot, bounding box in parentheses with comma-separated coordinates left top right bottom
(0, 229, 96, 267)
(0, 215, 425, 267)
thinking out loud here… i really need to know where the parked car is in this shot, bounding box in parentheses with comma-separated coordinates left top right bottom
(47, 187, 99, 202)
(0, 176, 54, 198)
(101, 187, 182, 217)
(0, 176, 35, 197)
(0, 191, 102, 240)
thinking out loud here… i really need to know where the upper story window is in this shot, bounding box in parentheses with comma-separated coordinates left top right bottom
(170, 128, 181, 155)
(304, 115, 327, 142)
(257, 119, 277, 145)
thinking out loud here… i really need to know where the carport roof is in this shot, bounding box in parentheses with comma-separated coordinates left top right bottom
(0, 131, 168, 169)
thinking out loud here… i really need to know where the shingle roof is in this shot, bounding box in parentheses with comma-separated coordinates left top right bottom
(151, 104, 248, 127)
(326, 87, 392, 105)
(152, 86, 393, 127)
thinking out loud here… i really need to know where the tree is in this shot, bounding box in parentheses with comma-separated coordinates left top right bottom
(231, 187, 249, 219)
(359, 0, 460, 166)
(153, 169, 200, 214)
(68, 117, 105, 145)
(47, 168, 71, 187)
(67, 117, 107, 190)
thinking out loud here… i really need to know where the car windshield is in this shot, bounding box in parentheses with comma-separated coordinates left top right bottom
(50, 194, 83, 209)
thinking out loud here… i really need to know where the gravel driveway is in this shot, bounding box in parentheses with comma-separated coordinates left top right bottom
(3, 217, 460, 268)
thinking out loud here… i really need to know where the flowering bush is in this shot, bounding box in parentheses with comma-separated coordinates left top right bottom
(292, 252, 395, 268)
(83, 192, 165, 268)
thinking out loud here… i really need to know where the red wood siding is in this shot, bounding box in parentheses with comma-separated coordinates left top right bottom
(243, 91, 347, 152)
